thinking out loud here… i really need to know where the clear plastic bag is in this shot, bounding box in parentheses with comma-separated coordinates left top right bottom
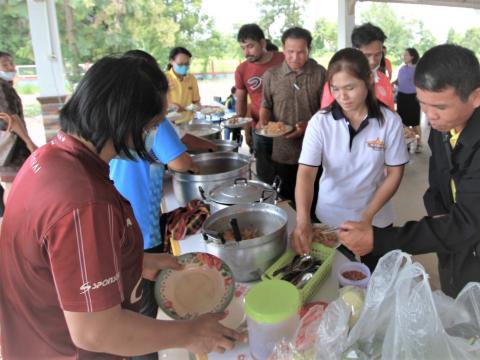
(314, 250, 480, 360)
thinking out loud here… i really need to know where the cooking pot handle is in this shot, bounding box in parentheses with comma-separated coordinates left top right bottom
(260, 189, 276, 203)
(272, 175, 282, 193)
(199, 186, 207, 200)
(234, 177, 248, 186)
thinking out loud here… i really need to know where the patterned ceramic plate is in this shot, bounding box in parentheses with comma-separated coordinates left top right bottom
(223, 117, 253, 129)
(155, 252, 235, 320)
(256, 124, 294, 138)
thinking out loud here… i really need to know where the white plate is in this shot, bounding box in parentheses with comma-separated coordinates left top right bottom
(155, 253, 235, 320)
(223, 117, 252, 129)
(257, 124, 294, 138)
(220, 284, 248, 330)
(312, 223, 340, 249)
(166, 112, 184, 123)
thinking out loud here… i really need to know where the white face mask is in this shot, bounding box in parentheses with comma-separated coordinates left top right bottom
(115, 127, 157, 161)
(0, 71, 16, 82)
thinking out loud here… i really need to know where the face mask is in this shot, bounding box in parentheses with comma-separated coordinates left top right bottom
(115, 127, 157, 161)
(174, 64, 189, 76)
(0, 71, 16, 82)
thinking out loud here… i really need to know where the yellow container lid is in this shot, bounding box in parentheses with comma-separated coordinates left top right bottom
(244, 280, 300, 324)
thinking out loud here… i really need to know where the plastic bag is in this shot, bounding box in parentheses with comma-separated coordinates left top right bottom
(270, 250, 480, 359)
(314, 250, 480, 359)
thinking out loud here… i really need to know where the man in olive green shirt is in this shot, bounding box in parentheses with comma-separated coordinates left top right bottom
(259, 27, 326, 202)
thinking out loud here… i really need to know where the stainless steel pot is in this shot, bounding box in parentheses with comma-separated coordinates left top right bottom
(200, 177, 280, 214)
(202, 203, 288, 282)
(182, 123, 221, 140)
(172, 152, 251, 206)
(188, 139, 239, 155)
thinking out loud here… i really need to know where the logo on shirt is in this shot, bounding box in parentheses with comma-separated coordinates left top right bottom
(247, 76, 263, 91)
(126, 218, 133, 227)
(79, 272, 120, 294)
(377, 85, 387, 97)
(130, 276, 143, 304)
(366, 137, 385, 151)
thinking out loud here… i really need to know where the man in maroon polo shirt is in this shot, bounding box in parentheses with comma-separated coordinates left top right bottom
(235, 23, 284, 183)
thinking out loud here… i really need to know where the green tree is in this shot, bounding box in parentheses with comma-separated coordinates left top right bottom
(0, 0, 33, 64)
(256, 0, 307, 41)
(359, 3, 439, 66)
(411, 20, 437, 58)
(460, 28, 480, 57)
(312, 18, 337, 54)
(446, 28, 462, 44)
(360, 3, 413, 65)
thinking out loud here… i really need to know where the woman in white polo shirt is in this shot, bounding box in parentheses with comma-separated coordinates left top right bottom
(292, 48, 409, 265)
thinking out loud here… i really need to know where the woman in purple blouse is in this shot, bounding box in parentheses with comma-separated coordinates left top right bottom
(393, 48, 422, 151)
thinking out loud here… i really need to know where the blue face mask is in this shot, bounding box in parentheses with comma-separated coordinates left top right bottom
(0, 70, 16, 82)
(174, 64, 189, 76)
(115, 127, 157, 161)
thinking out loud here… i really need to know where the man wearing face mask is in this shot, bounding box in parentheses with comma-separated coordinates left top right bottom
(165, 47, 201, 122)
(320, 23, 394, 111)
(0, 51, 37, 207)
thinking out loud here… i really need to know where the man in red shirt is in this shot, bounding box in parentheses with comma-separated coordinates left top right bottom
(321, 23, 394, 111)
(235, 24, 284, 183)
(0, 56, 243, 359)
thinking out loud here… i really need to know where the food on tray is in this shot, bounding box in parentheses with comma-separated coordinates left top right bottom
(227, 118, 240, 125)
(200, 106, 225, 116)
(312, 227, 338, 248)
(185, 103, 200, 112)
(263, 121, 289, 135)
(341, 270, 367, 281)
(223, 225, 259, 241)
(403, 126, 417, 139)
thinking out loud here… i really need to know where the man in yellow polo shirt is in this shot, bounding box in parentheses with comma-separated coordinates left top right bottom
(166, 47, 200, 122)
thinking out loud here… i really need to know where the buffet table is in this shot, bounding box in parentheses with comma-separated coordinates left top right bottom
(158, 177, 351, 360)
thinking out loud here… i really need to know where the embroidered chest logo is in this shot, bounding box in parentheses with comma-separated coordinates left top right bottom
(247, 76, 263, 91)
(366, 137, 385, 151)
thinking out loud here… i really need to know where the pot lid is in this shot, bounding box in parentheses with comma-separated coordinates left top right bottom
(209, 178, 274, 205)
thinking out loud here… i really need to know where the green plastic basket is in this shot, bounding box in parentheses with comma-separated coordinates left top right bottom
(261, 243, 335, 304)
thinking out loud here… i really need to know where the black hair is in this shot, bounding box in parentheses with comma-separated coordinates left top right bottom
(281, 27, 312, 50)
(230, 86, 236, 94)
(237, 24, 265, 43)
(123, 49, 159, 69)
(265, 39, 279, 52)
(351, 23, 387, 48)
(405, 47, 420, 65)
(326, 48, 385, 124)
(60, 56, 168, 160)
(415, 44, 480, 102)
(166, 47, 192, 70)
(0, 51, 12, 59)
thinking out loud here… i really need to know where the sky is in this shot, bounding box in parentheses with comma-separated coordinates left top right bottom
(201, 0, 480, 43)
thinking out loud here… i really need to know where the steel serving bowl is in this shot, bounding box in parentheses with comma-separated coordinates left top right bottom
(202, 203, 288, 282)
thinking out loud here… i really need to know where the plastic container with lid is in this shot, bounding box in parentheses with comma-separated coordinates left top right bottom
(244, 280, 301, 360)
(337, 261, 371, 288)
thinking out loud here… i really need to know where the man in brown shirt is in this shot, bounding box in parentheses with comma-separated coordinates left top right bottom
(259, 27, 326, 202)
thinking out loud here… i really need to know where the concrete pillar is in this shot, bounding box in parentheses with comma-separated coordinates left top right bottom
(26, 0, 67, 140)
(338, 0, 357, 49)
